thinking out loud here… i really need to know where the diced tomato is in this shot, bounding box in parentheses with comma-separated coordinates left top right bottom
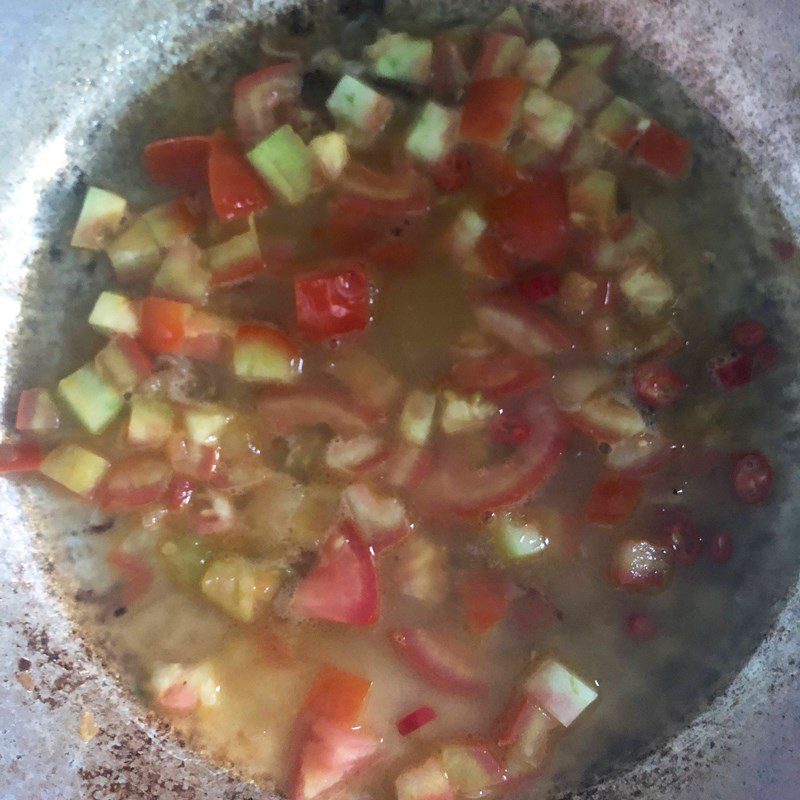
(143, 136, 210, 190)
(625, 611, 659, 641)
(181, 310, 235, 362)
(0, 441, 44, 473)
(295, 265, 370, 341)
(490, 415, 531, 446)
(449, 351, 550, 399)
(107, 550, 154, 605)
(432, 150, 471, 193)
(167, 435, 221, 482)
(472, 295, 572, 357)
(459, 571, 511, 633)
(397, 705, 437, 736)
(495, 695, 556, 777)
(415, 393, 565, 518)
(633, 121, 692, 178)
(632, 360, 685, 408)
(341, 483, 411, 553)
(302, 665, 372, 726)
(460, 77, 524, 147)
(610, 539, 673, 590)
(233, 62, 302, 146)
(466, 145, 524, 195)
(431, 33, 470, 101)
(731, 451, 772, 505)
(139, 297, 190, 354)
(486, 174, 570, 267)
(518, 271, 561, 304)
(208, 131, 271, 221)
(290, 522, 379, 626)
(166, 475, 195, 511)
(99, 456, 172, 510)
(390, 628, 487, 696)
(584, 474, 642, 525)
(293, 717, 381, 800)
(709, 532, 733, 563)
(708, 350, 753, 389)
(729, 320, 766, 351)
(259, 386, 373, 438)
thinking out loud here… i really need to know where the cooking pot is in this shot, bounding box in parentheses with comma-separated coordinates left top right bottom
(0, 1, 797, 798)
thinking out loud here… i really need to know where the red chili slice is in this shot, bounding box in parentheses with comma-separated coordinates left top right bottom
(143, 136, 210, 190)
(414, 393, 565, 518)
(731, 451, 772, 505)
(490, 415, 531, 446)
(290, 522, 379, 626)
(709, 532, 733, 563)
(632, 360, 685, 408)
(397, 705, 437, 736)
(449, 351, 550, 399)
(208, 130, 271, 221)
(390, 627, 487, 696)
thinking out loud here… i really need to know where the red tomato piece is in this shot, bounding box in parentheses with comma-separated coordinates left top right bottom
(290, 522, 379, 626)
(626, 611, 659, 641)
(518, 271, 561, 304)
(584, 474, 642, 525)
(295, 265, 370, 341)
(99, 456, 172, 511)
(0, 441, 44, 473)
(293, 717, 381, 800)
(490, 415, 532, 446)
(259, 386, 373, 438)
(302, 665, 372, 726)
(632, 360, 685, 408)
(432, 150, 472, 192)
(233, 62, 302, 146)
(450, 352, 550, 399)
(634, 121, 692, 178)
(708, 349, 754, 390)
(181, 310, 235, 362)
(459, 572, 511, 632)
(731, 451, 772, 505)
(139, 297, 190, 354)
(397, 706, 437, 736)
(729, 320, 767, 351)
(390, 628, 487, 696)
(710, 532, 733, 563)
(143, 136, 210, 190)
(431, 33, 470, 101)
(466, 144, 524, 195)
(414, 393, 565, 518)
(107, 550, 154, 605)
(460, 77, 525, 147)
(486, 175, 570, 267)
(208, 130, 271, 221)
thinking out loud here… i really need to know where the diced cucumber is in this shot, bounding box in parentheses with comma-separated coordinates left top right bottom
(309, 131, 350, 181)
(88, 291, 139, 337)
(440, 390, 498, 434)
(449, 207, 487, 256)
(326, 75, 394, 148)
(16, 388, 59, 432)
(71, 187, 128, 250)
(160, 535, 215, 589)
(487, 4, 527, 36)
(247, 125, 312, 205)
(143, 197, 200, 249)
(568, 169, 618, 229)
(201, 555, 280, 622)
(522, 88, 576, 151)
(396, 757, 451, 800)
(405, 102, 460, 164)
(474, 32, 526, 79)
(518, 39, 561, 87)
(592, 96, 648, 151)
(550, 64, 613, 118)
(566, 38, 616, 74)
(58, 364, 124, 434)
(183, 405, 233, 445)
(524, 658, 598, 726)
(153, 239, 210, 306)
(205, 218, 262, 285)
(365, 31, 433, 85)
(399, 390, 437, 446)
(619, 259, 674, 315)
(492, 508, 558, 559)
(127, 396, 174, 447)
(39, 443, 110, 498)
(233, 327, 299, 384)
(105, 216, 161, 283)
(94, 335, 152, 392)
(396, 536, 448, 604)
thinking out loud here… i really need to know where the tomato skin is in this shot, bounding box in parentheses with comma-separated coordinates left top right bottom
(295, 265, 370, 341)
(731, 451, 772, 504)
(143, 136, 210, 190)
(208, 131, 271, 221)
(0, 441, 44, 473)
(729, 320, 766, 351)
(486, 175, 570, 267)
(518, 271, 561, 304)
(584, 474, 642, 525)
(632, 361, 685, 408)
(460, 77, 525, 146)
(432, 150, 472, 192)
(139, 297, 190, 354)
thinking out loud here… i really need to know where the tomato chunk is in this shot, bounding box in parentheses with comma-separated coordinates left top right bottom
(584, 474, 642, 525)
(486, 175, 570, 267)
(302, 665, 372, 726)
(460, 77, 524, 147)
(290, 523, 379, 626)
(295, 265, 370, 341)
(208, 131, 271, 220)
(632, 361, 685, 408)
(633, 121, 692, 178)
(139, 297, 190, 354)
(0, 441, 44, 473)
(459, 572, 511, 632)
(143, 136, 210, 190)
